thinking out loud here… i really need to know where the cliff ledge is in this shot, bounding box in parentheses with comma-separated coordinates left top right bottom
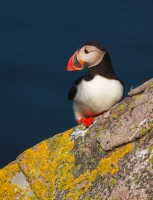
(0, 78, 153, 200)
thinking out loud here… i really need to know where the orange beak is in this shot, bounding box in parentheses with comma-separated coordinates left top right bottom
(67, 52, 84, 71)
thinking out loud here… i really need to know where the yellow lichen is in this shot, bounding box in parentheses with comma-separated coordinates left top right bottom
(0, 163, 21, 199)
(0, 129, 133, 200)
(65, 143, 133, 200)
(103, 177, 107, 184)
(98, 143, 132, 175)
(148, 145, 153, 154)
(20, 139, 132, 200)
(0, 162, 37, 199)
(110, 113, 118, 119)
(109, 178, 116, 186)
(19, 128, 74, 200)
(116, 103, 126, 111)
(148, 156, 153, 164)
(132, 93, 144, 103)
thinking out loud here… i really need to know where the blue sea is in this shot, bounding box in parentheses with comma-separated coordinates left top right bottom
(0, 0, 153, 167)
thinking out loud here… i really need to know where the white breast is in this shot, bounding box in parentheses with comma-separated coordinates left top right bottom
(74, 75, 124, 116)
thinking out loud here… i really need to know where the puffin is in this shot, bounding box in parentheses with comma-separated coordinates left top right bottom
(67, 41, 124, 127)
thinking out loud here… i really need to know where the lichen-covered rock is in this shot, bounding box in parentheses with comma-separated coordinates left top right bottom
(0, 78, 153, 200)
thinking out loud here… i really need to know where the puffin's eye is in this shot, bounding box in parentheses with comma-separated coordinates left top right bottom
(84, 48, 89, 54)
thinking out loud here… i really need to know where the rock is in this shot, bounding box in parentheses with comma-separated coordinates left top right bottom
(0, 78, 153, 200)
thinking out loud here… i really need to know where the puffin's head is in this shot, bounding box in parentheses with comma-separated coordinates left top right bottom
(67, 42, 106, 71)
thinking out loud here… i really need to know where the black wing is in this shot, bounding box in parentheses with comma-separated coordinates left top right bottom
(68, 75, 85, 101)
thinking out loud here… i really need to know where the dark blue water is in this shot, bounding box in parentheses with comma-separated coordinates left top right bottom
(0, 0, 153, 167)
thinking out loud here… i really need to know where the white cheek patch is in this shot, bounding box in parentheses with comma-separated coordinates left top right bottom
(78, 46, 106, 67)
(87, 51, 105, 67)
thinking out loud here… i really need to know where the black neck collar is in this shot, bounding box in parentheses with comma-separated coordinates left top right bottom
(88, 52, 117, 79)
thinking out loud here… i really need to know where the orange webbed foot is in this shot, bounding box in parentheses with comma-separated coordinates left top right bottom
(77, 117, 94, 127)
